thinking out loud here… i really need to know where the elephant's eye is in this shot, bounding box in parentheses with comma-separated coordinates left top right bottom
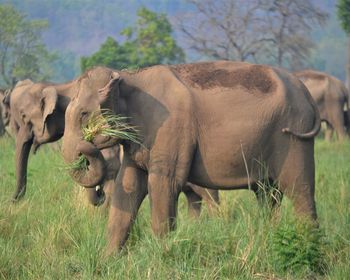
(80, 111, 89, 122)
(40, 98, 45, 111)
(21, 112, 26, 121)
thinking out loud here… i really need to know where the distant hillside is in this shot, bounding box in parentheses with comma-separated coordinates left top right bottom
(0, 0, 347, 82)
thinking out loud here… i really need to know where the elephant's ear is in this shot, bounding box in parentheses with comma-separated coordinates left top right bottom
(3, 88, 12, 106)
(98, 72, 121, 111)
(41, 87, 58, 134)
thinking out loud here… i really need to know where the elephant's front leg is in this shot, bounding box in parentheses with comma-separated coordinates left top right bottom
(148, 172, 182, 236)
(106, 155, 147, 255)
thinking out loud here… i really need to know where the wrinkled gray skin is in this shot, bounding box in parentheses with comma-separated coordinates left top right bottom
(62, 61, 320, 255)
(295, 70, 350, 141)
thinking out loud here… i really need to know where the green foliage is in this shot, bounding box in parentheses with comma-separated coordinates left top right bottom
(81, 7, 185, 72)
(81, 37, 134, 72)
(337, 0, 350, 34)
(272, 219, 327, 275)
(0, 4, 55, 87)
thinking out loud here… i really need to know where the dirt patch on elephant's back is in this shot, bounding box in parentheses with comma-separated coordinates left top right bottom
(171, 63, 276, 93)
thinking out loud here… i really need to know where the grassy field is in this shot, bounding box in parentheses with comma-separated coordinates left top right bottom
(0, 135, 349, 279)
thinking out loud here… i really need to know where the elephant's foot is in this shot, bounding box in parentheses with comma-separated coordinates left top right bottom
(12, 188, 26, 202)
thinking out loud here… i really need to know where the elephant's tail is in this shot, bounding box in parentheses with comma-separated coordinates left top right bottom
(282, 87, 321, 139)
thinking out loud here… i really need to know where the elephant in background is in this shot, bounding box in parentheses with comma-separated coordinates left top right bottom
(7, 75, 114, 204)
(0, 89, 11, 136)
(0, 89, 6, 136)
(6, 69, 219, 215)
(61, 62, 320, 254)
(295, 70, 349, 141)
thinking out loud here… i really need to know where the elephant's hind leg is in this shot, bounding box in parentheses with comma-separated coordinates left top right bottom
(187, 183, 219, 216)
(276, 141, 317, 221)
(183, 184, 203, 218)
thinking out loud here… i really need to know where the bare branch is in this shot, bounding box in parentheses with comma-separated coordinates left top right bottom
(175, 0, 327, 69)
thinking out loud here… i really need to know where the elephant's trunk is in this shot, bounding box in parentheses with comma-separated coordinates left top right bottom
(64, 140, 107, 188)
(13, 125, 34, 201)
(92, 134, 120, 150)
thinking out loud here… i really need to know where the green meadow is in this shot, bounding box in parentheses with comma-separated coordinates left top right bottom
(0, 135, 349, 279)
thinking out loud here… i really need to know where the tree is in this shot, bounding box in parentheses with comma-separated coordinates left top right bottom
(176, 0, 327, 69)
(337, 0, 350, 89)
(176, 0, 270, 62)
(81, 7, 185, 72)
(81, 37, 135, 72)
(262, 0, 328, 69)
(0, 4, 54, 87)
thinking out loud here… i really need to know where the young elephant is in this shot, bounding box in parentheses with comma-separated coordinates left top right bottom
(6, 70, 219, 214)
(62, 61, 320, 255)
(295, 70, 349, 141)
(92, 145, 219, 215)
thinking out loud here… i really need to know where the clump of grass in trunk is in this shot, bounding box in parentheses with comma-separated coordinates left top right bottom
(82, 110, 140, 144)
(69, 110, 140, 171)
(66, 155, 89, 171)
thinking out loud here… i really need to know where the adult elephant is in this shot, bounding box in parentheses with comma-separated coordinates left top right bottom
(61, 61, 320, 255)
(7, 70, 218, 213)
(295, 70, 349, 141)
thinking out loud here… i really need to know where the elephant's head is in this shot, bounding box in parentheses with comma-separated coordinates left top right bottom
(10, 80, 65, 149)
(62, 67, 121, 188)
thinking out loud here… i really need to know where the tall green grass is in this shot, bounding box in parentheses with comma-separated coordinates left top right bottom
(0, 135, 349, 279)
